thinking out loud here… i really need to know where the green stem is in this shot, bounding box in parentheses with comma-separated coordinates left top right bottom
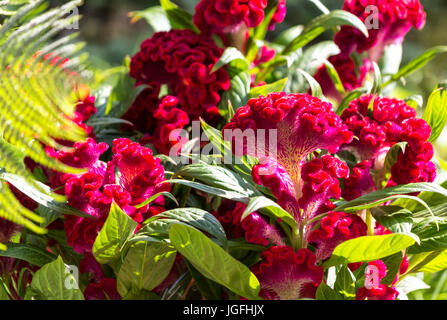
(366, 210, 374, 236)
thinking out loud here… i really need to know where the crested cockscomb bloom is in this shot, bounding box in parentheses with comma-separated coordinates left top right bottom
(107, 138, 171, 210)
(299, 155, 350, 219)
(84, 278, 121, 300)
(194, 0, 286, 36)
(342, 161, 377, 201)
(223, 92, 353, 219)
(150, 96, 190, 156)
(308, 211, 367, 261)
(335, 0, 426, 61)
(194, 0, 267, 35)
(251, 246, 324, 300)
(269, 0, 287, 30)
(122, 86, 161, 133)
(356, 260, 399, 300)
(49, 138, 170, 256)
(313, 54, 372, 102)
(214, 200, 284, 246)
(253, 45, 276, 67)
(129, 29, 230, 120)
(340, 94, 436, 186)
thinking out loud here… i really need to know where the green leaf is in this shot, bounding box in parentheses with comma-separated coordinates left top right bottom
(419, 250, 447, 273)
(371, 206, 413, 234)
(242, 196, 298, 232)
(334, 183, 447, 212)
(333, 265, 356, 299)
(166, 179, 250, 202)
(160, 0, 199, 33)
(117, 241, 177, 297)
(2, 173, 91, 219)
(169, 224, 261, 300)
(325, 234, 416, 267)
(336, 87, 368, 115)
(105, 62, 139, 117)
(129, 6, 171, 32)
(135, 192, 179, 209)
(384, 142, 407, 175)
(143, 207, 227, 245)
(383, 46, 447, 88)
(93, 203, 138, 265)
(29, 256, 84, 300)
(381, 252, 405, 286)
(409, 219, 447, 254)
(226, 66, 251, 109)
(282, 10, 368, 54)
(248, 78, 288, 99)
(316, 282, 343, 300)
(212, 47, 248, 73)
(0, 243, 56, 267)
(321, 59, 345, 94)
(423, 85, 447, 143)
(176, 163, 257, 197)
(297, 68, 324, 99)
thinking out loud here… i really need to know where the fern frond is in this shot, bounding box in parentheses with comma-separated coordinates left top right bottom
(0, 0, 89, 242)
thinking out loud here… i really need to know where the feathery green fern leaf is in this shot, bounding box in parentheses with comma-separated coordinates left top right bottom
(0, 0, 89, 242)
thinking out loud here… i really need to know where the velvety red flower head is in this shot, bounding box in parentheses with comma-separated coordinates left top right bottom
(194, 0, 286, 36)
(84, 278, 121, 300)
(341, 94, 436, 187)
(342, 161, 377, 201)
(335, 0, 426, 61)
(251, 246, 324, 300)
(150, 96, 190, 155)
(122, 85, 161, 133)
(55, 138, 170, 256)
(214, 200, 284, 246)
(356, 260, 399, 300)
(308, 211, 367, 261)
(313, 54, 372, 103)
(130, 29, 230, 120)
(109, 138, 170, 207)
(223, 92, 353, 219)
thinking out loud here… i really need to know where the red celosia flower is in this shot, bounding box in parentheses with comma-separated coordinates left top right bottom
(214, 200, 284, 246)
(151, 96, 190, 155)
(194, 0, 286, 36)
(251, 246, 324, 300)
(122, 86, 161, 133)
(308, 211, 367, 261)
(52, 137, 170, 256)
(130, 30, 230, 120)
(84, 278, 121, 300)
(224, 92, 353, 219)
(356, 260, 399, 300)
(335, 0, 426, 61)
(194, 0, 268, 35)
(342, 161, 377, 201)
(313, 54, 372, 102)
(341, 94, 436, 186)
(108, 138, 171, 208)
(299, 155, 350, 219)
(269, 0, 287, 30)
(253, 45, 276, 67)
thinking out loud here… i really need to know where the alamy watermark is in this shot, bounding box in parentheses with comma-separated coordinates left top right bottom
(168, 121, 278, 175)
(365, 5, 380, 30)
